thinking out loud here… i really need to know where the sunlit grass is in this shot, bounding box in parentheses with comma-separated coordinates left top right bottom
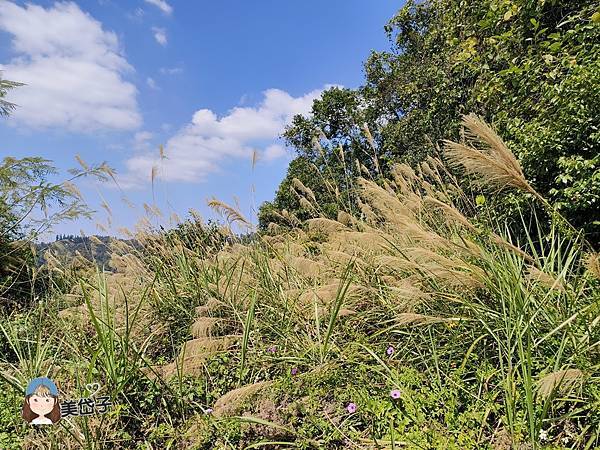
(0, 115, 598, 448)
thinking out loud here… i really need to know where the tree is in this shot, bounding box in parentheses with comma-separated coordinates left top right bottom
(264, 0, 600, 243)
(0, 72, 22, 117)
(0, 76, 112, 309)
(259, 88, 383, 230)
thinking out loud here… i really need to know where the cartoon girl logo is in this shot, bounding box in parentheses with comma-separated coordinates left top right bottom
(22, 377, 61, 425)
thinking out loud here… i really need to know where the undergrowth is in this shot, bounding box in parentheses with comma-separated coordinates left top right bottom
(0, 115, 598, 449)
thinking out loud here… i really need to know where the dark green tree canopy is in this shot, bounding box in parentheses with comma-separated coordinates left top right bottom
(261, 0, 600, 243)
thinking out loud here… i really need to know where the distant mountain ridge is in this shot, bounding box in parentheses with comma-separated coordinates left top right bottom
(36, 235, 138, 269)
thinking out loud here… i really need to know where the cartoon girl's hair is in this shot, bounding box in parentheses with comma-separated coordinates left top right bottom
(22, 384, 61, 424)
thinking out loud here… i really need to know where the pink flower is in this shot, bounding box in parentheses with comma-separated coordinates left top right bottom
(386, 346, 395, 356)
(346, 402, 357, 413)
(205, 408, 213, 414)
(267, 345, 277, 353)
(390, 389, 401, 399)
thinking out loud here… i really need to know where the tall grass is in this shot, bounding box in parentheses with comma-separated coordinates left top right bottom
(1, 115, 598, 448)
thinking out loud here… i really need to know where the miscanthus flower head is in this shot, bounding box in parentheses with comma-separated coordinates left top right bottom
(346, 402, 357, 413)
(390, 389, 401, 399)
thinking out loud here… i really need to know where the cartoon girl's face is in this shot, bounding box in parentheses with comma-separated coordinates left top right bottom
(29, 394, 56, 416)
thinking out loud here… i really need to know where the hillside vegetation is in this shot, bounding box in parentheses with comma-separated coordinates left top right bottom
(261, 0, 600, 245)
(0, 0, 599, 449)
(0, 115, 598, 448)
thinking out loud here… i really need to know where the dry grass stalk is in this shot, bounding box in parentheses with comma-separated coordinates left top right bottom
(306, 218, 347, 235)
(292, 178, 316, 202)
(282, 288, 302, 301)
(190, 317, 221, 338)
(297, 280, 365, 308)
(75, 154, 89, 170)
(58, 304, 88, 323)
(213, 381, 272, 417)
(337, 210, 355, 227)
(267, 222, 281, 234)
(537, 369, 584, 399)
(251, 149, 258, 169)
(357, 197, 377, 223)
(179, 336, 235, 360)
(158, 356, 206, 379)
(151, 165, 158, 192)
(310, 306, 357, 318)
(338, 308, 357, 317)
(195, 297, 224, 316)
(444, 114, 540, 198)
(362, 123, 376, 150)
(287, 256, 325, 279)
(376, 247, 484, 288)
(299, 196, 315, 211)
(416, 260, 484, 288)
(194, 305, 211, 317)
(207, 198, 251, 228)
(312, 136, 326, 159)
(324, 249, 364, 268)
(390, 164, 418, 195)
(490, 234, 535, 263)
(358, 180, 451, 248)
(358, 178, 405, 216)
(61, 180, 83, 200)
(89, 235, 105, 246)
(96, 222, 108, 233)
(337, 144, 346, 166)
(206, 296, 224, 311)
(386, 282, 429, 304)
(275, 241, 305, 258)
(585, 253, 600, 279)
(280, 209, 301, 227)
(360, 163, 371, 177)
(419, 161, 442, 184)
(362, 123, 381, 174)
(331, 231, 390, 254)
(423, 196, 477, 232)
(525, 266, 565, 292)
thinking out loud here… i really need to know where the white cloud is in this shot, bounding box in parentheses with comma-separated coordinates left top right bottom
(133, 131, 154, 150)
(152, 27, 167, 46)
(128, 7, 144, 21)
(263, 144, 288, 161)
(121, 87, 326, 187)
(160, 66, 183, 75)
(146, 77, 159, 90)
(188, 88, 321, 141)
(0, 1, 141, 131)
(144, 0, 172, 15)
(238, 93, 249, 105)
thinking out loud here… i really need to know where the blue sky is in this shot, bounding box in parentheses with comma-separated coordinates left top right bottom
(0, 0, 402, 239)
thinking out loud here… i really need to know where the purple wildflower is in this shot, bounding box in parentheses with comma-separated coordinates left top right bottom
(291, 367, 299, 376)
(267, 345, 277, 353)
(390, 389, 401, 399)
(346, 402, 357, 413)
(205, 408, 213, 414)
(386, 346, 395, 356)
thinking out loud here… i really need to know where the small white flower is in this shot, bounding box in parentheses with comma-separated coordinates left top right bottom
(539, 429, 548, 441)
